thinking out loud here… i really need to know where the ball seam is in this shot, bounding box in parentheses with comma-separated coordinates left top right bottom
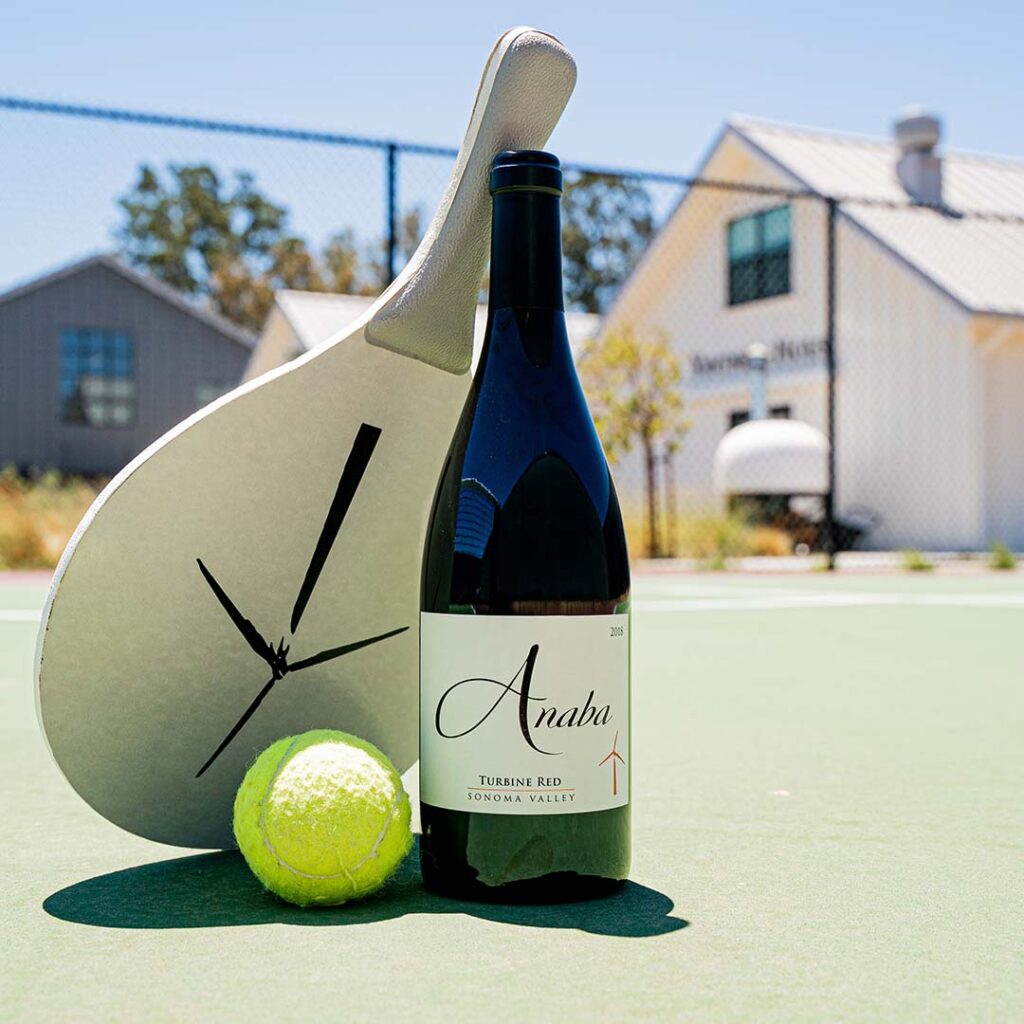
(257, 738, 404, 890)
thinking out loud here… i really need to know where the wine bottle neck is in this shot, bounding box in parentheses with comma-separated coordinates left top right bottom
(488, 190, 564, 311)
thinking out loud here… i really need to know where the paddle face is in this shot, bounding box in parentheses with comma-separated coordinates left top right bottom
(35, 27, 576, 849)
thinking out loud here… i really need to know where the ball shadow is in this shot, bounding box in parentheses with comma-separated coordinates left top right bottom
(43, 839, 687, 938)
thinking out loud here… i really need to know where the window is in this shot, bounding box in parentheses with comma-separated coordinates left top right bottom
(728, 405, 791, 430)
(195, 382, 231, 409)
(59, 328, 136, 427)
(727, 205, 791, 305)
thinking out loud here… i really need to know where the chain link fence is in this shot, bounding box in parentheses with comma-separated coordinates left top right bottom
(1, 97, 1022, 566)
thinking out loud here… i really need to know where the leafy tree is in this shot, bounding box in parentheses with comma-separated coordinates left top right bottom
(116, 163, 384, 331)
(398, 207, 426, 264)
(323, 229, 368, 295)
(363, 206, 427, 290)
(207, 259, 275, 334)
(561, 172, 655, 314)
(579, 326, 688, 557)
(269, 236, 325, 292)
(117, 165, 290, 322)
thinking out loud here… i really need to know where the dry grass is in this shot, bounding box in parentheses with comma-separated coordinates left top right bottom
(1, 471, 800, 571)
(0, 468, 101, 570)
(619, 498, 794, 560)
(674, 514, 754, 559)
(747, 525, 794, 558)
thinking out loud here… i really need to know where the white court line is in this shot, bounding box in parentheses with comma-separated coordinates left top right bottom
(0, 609, 42, 622)
(4, 595, 1022, 620)
(634, 594, 880, 612)
(633, 583, 771, 597)
(634, 592, 1024, 612)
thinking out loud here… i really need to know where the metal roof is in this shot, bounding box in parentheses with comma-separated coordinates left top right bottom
(731, 117, 1024, 317)
(272, 289, 602, 365)
(276, 290, 377, 352)
(0, 253, 257, 348)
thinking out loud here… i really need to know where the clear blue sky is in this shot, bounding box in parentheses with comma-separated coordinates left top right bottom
(0, 0, 1020, 289)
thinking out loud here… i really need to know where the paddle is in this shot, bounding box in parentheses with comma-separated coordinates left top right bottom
(35, 27, 577, 849)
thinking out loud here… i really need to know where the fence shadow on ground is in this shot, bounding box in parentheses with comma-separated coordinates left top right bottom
(43, 838, 688, 938)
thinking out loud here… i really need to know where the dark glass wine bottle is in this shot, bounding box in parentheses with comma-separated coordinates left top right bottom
(419, 150, 631, 902)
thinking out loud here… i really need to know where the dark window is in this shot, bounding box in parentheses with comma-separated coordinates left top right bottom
(728, 405, 791, 430)
(195, 382, 231, 409)
(59, 328, 136, 427)
(727, 205, 791, 305)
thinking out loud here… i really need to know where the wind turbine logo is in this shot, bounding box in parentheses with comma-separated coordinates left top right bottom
(598, 731, 626, 796)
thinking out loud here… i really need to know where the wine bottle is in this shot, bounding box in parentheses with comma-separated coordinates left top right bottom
(419, 150, 631, 902)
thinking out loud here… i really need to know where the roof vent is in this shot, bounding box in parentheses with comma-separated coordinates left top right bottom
(894, 107, 943, 207)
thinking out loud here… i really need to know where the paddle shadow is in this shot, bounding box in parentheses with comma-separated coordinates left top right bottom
(44, 840, 687, 938)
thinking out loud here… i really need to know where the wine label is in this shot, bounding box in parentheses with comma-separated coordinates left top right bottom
(420, 612, 629, 815)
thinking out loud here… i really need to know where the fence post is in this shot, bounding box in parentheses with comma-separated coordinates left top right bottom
(385, 143, 398, 284)
(824, 196, 838, 569)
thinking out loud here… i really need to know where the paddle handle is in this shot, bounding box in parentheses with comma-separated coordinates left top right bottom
(367, 27, 577, 373)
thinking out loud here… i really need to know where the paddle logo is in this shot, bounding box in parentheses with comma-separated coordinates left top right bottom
(193, 422, 408, 777)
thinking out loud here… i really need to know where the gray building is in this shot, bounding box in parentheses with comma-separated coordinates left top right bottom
(0, 255, 253, 475)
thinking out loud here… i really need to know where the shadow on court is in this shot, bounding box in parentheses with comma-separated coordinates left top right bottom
(43, 841, 688, 938)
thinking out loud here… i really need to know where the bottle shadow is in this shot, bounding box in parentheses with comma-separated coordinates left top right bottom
(43, 840, 687, 938)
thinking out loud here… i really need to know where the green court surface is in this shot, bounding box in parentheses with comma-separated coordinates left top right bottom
(2, 571, 1022, 1022)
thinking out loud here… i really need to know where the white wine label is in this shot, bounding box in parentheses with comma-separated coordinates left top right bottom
(420, 612, 629, 815)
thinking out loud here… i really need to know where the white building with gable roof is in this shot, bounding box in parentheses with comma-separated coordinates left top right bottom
(246, 290, 600, 383)
(603, 111, 1024, 550)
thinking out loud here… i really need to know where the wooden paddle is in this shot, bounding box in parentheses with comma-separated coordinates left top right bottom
(35, 27, 577, 849)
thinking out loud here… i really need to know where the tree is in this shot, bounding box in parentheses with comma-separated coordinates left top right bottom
(210, 236, 333, 329)
(116, 163, 382, 332)
(363, 206, 427, 290)
(322, 229, 367, 295)
(578, 326, 688, 557)
(561, 172, 655, 314)
(208, 258, 275, 334)
(397, 207, 426, 264)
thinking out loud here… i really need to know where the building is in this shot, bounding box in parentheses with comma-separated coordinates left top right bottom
(0, 255, 254, 476)
(245, 290, 601, 381)
(602, 111, 1024, 550)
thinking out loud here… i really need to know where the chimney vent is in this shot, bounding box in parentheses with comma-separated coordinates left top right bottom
(894, 107, 943, 207)
(746, 343, 769, 421)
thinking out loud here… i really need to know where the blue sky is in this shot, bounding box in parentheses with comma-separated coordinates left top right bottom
(1, 0, 1020, 289)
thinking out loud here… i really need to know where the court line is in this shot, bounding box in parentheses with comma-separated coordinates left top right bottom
(4, 594, 1023, 620)
(634, 593, 1024, 612)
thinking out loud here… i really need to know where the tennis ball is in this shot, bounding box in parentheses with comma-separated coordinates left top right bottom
(233, 729, 413, 907)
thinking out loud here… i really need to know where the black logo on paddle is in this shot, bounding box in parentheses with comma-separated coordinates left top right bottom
(194, 422, 407, 777)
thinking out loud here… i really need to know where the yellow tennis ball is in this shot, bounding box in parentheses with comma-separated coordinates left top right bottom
(233, 729, 413, 907)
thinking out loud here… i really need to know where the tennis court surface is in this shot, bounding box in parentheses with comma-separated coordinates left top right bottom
(3, 569, 1021, 1021)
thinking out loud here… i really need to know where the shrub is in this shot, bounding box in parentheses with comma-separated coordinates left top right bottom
(989, 541, 1017, 571)
(0, 469, 100, 570)
(901, 549, 934, 572)
(0, 514, 48, 569)
(608, 498, 801, 563)
(0, 464, 26, 497)
(698, 554, 728, 572)
(674, 514, 753, 560)
(747, 526, 794, 558)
